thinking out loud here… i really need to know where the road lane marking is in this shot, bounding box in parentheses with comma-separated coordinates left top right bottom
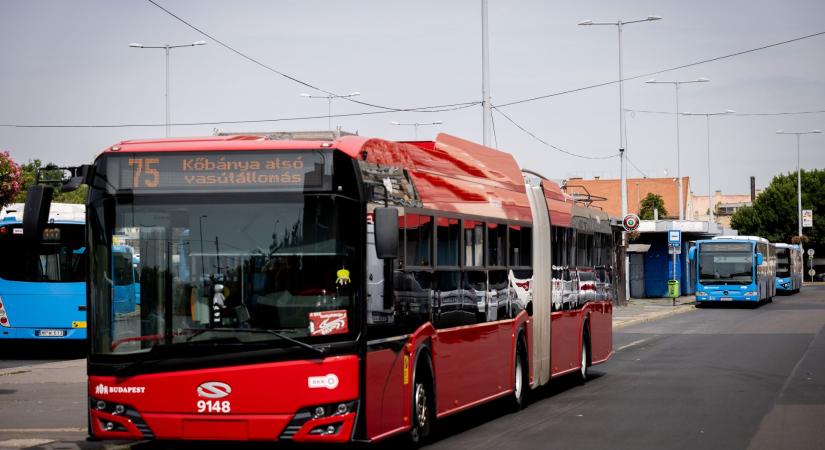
(616, 338, 649, 352)
(0, 428, 85, 433)
(0, 439, 56, 448)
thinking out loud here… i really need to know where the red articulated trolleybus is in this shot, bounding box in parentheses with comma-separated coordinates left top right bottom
(35, 132, 616, 444)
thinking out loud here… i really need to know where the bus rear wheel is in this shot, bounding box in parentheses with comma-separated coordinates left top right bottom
(508, 337, 528, 410)
(578, 329, 590, 383)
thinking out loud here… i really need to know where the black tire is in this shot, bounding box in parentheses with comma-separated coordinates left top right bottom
(508, 337, 529, 411)
(409, 359, 434, 446)
(578, 329, 590, 383)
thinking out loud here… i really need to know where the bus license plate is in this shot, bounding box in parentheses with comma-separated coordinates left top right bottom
(720, 297, 733, 302)
(36, 329, 66, 337)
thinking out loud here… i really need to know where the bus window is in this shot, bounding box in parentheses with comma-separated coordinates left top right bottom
(405, 215, 432, 267)
(464, 220, 484, 267)
(487, 223, 506, 267)
(434, 271, 462, 328)
(436, 217, 460, 267)
(509, 226, 532, 268)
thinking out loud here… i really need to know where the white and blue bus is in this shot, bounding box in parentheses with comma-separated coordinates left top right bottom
(689, 236, 776, 305)
(774, 243, 802, 295)
(0, 203, 87, 340)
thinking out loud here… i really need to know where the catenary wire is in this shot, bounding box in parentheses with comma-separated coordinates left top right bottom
(146, 0, 471, 113)
(625, 108, 825, 116)
(492, 107, 619, 160)
(0, 102, 480, 129)
(495, 30, 825, 109)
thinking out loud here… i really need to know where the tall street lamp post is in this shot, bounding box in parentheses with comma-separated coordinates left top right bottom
(776, 129, 822, 241)
(390, 121, 444, 140)
(578, 15, 661, 220)
(645, 77, 709, 220)
(579, 14, 661, 302)
(129, 40, 207, 137)
(300, 92, 360, 130)
(682, 110, 735, 227)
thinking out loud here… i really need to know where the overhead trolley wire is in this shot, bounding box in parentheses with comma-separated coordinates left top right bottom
(0, 102, 480, 129)
(495, 30, 825, 109)
(626, 108, 825, 116)
(146, 0, 471, 113)
(492, 107, 619, 160)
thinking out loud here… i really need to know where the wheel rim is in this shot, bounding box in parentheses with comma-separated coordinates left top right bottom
(414, 383, 428, 429)
(580, 342, 587, 378)
(514, 355, 523, 400)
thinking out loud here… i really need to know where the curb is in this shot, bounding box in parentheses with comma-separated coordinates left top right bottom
(613, 303, 697, 330)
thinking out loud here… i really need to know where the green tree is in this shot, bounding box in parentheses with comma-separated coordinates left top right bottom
(13, 159, 87, 204)
(730, 169, 825, 248)
(639, 193, 668, 220)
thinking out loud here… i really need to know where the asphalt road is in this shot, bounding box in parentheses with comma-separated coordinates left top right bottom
(1, 288, 824, 450)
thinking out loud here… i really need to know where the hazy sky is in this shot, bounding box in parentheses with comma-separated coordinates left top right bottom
(1, 0, 823, 195)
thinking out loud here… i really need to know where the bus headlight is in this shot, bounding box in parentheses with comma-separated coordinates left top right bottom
(744, 292, 757, 296)
(695, 291, 707, 297)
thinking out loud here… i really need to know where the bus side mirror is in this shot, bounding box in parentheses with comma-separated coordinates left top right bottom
(756, 253, 764, 265)
(23, 185, 54, 242)
(688, 247, 696, 261)
(62, 164, 93, 192)
(374, 207, 399, 259)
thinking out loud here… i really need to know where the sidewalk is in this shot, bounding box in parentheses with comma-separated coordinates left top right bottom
(613, 296, 696, 329)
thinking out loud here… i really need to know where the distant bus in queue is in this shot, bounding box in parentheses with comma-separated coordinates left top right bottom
(0, 203, 87, 340)
(774, 243, 802, 295)
(689, 236, 776, 305)
(37, 133, 620, 444)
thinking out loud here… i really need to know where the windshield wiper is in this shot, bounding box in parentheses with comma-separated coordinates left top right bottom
(112, 340, 222, 376)
(185, 327, 328, 355)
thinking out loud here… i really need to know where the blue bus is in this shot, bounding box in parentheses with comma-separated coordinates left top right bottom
(689, 236, 776, 305)
(0, 203, 87, 340)
(774, 243, 802, 294)
(112, 244, 140, 313)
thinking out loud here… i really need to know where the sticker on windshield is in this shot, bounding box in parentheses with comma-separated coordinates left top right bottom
(309, 310, 348, 337)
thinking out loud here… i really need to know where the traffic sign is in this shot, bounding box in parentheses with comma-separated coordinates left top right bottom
(668, 229, 681, 246)
(622, 214, 640, 232)
(809, 269, 816, 277)
(808, 248, 815, 257)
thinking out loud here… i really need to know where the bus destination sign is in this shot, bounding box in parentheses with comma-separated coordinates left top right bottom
(106, 151, 330, 192)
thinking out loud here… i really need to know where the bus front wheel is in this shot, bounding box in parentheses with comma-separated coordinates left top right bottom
(409, 359, 433, 445)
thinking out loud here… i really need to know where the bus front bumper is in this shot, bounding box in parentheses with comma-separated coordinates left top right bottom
(0, 327, 86, 340)
(695, 291, 759, 302)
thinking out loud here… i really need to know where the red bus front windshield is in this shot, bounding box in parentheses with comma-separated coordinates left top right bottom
(88, 193, 361, 357)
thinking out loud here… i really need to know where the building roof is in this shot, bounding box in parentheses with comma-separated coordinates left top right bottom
(562, 176, 689, 219)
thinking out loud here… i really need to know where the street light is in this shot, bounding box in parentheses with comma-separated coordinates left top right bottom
(390, 121, 444, 140)
(300, 92, 361, 130)
(129, 40, 207, 137)
(579, 14, 660, 303)
(578, 15, 661, 221)
(645, 77, 709, 220)
(682, 110, 735, 226)
(776, 129, 823, 242)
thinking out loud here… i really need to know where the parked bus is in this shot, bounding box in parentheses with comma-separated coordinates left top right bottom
(112, 244, 139, 314)
(0, 203, 87, 340)
(774, 243, 802, 294)
(37, 133, 617, 444)
(689, 236, 776, 305)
